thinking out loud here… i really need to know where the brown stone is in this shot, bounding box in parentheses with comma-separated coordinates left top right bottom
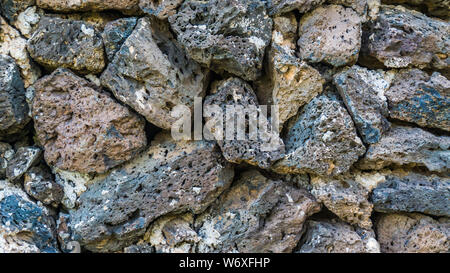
(32, 68, 147, 174)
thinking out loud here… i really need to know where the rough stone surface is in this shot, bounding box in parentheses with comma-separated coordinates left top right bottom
(372, 171, 450, 217)
(101, 17, 208, 130)
(169, 0, 272, 81)
(27, 17, 105, 74)
(0, 180, 59, 253)
(101, 17, 137, 62)
(311, 174, 374, 229)
(360, 5, 449, 70)
(267, 0, 325, 15)
(334, 65, 392, 144)
(195, 170, 321, 253)
(381, 0, 450, 19)
(273, 95, 366, 176)
(24, 166, 64, 208)
(357, 125, 450, 173)
(36, 0, 140, 13)
(69, 133, 234, 252)
(0, 0, 35, 23)
(0, 142, 14, 179)
(32, 68, 147, 174)
(0, 54, 30, 139)
(5, 146, 41, 182)
(298, 219, 380, 253)
(139, 0, 183, 19)
(0, 16, 40, 87)
(376, 213, 449, 253)
(11, 6, 42, 38)
(297, 5, 362, 67)
(385, 69, 450, 131)
(256, 13, 324, 127)
(204, 78, 285, 169)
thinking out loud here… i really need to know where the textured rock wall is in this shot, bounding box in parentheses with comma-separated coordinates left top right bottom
(0, 0, 448, 253)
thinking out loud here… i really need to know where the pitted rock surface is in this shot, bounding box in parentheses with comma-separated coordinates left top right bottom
(267, 0, 325, 15)
(169, 0, 272, 81)
(360, 5, 449, 70)
(0, 54, 30, 139)
(385, 69, 450, 132)
(381, 0, 449, 19)
(70, 133, 234, 252)
(5, 146, 41, 181)
(204, 78, 285, 169)
(196, 170, 321, 253)
(24, 166, 64, 208)
(357, 125, 450, 173)
(32, 68, 147, 174)
(102, 17, 137, 62)
(27, 17, 105, 74)
(139, 0, 183, 19)
(334, 65, 392, 144)
(101, 17, 208, 130)
(273, 95, 366, 176)
(36, 0, 140, 14)
(297, 5, 362, 67)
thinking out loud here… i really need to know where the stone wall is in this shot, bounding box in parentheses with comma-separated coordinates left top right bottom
(0, 0, 448, 253)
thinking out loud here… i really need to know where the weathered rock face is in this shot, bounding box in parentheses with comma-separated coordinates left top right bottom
(334, 65, 392, 144)
(360, 5, 449, 70)
(204, 78, 285, 169)
(328, 0, 371, 17)
(101, 17, 208, 130)
(32, 68, 147, 174)
(376, 213, 449, 253)
(298, 219, 380, 253)
(24, 166, 64, 208)
(267, 0, 325, 15)
(273, 95, 366, 176)
(256, 13, 324, 127)
(357, 125, 450, 173)
(0, 16, 40, 87)
(101, 17, 137, 62)
(196, 170, 321, 253)
(5, 146, 41, 182)
(381, 0, 450, 19)
(0, 0, 35, 23)
(372, 171, 450, 217)
(169, 0, 272, 81)
(311, 174, 374, 229)
(0, 142, 14, 179)
(27, 17, 105, 74)
(36, 0, 140, 14)
(0, 180, 59, 253)
(0, 54, 30, 139)
(298, 5, 362, 67)
(69, 133, 234, 252)
(139, 0, 183, 19)
(385, 69, 449, 132)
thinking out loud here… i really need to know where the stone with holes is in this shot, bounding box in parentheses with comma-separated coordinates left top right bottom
(102, 17, 137, 62)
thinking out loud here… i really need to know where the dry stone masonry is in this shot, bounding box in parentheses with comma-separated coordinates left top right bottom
(0, 0, 448, 253)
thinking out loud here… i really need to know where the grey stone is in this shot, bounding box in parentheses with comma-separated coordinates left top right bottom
(381, 0, 450, 19)
(169, 0, 272, 81)
(372, 172, 450, 217)
(6, 146, 41, 182)
(267, 0, 325, 15)
(0, 180, 59, 253)
(360, 5, 449, 70)
(102, 17, 137, 62)
(204, 77, 285, 169)
(334, 65, 392, 144)
(297, 5, 362, 67)
(69, 133, 234, 252)
(310, 173, 374, 229)
(24, 166, 64, 208)
(357, 125, 450, 172)
(27, 17, 105, 74)
(385, 69, 450, 132)
(0, 54, 30, 140)
(273, 95, 366, 176)
(298, 219, 380, 253)
(0, 0, 35, 23)
(196, 170, 321, 253)
(101, 17, 208, 130)
(0, 142, 14, 179)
